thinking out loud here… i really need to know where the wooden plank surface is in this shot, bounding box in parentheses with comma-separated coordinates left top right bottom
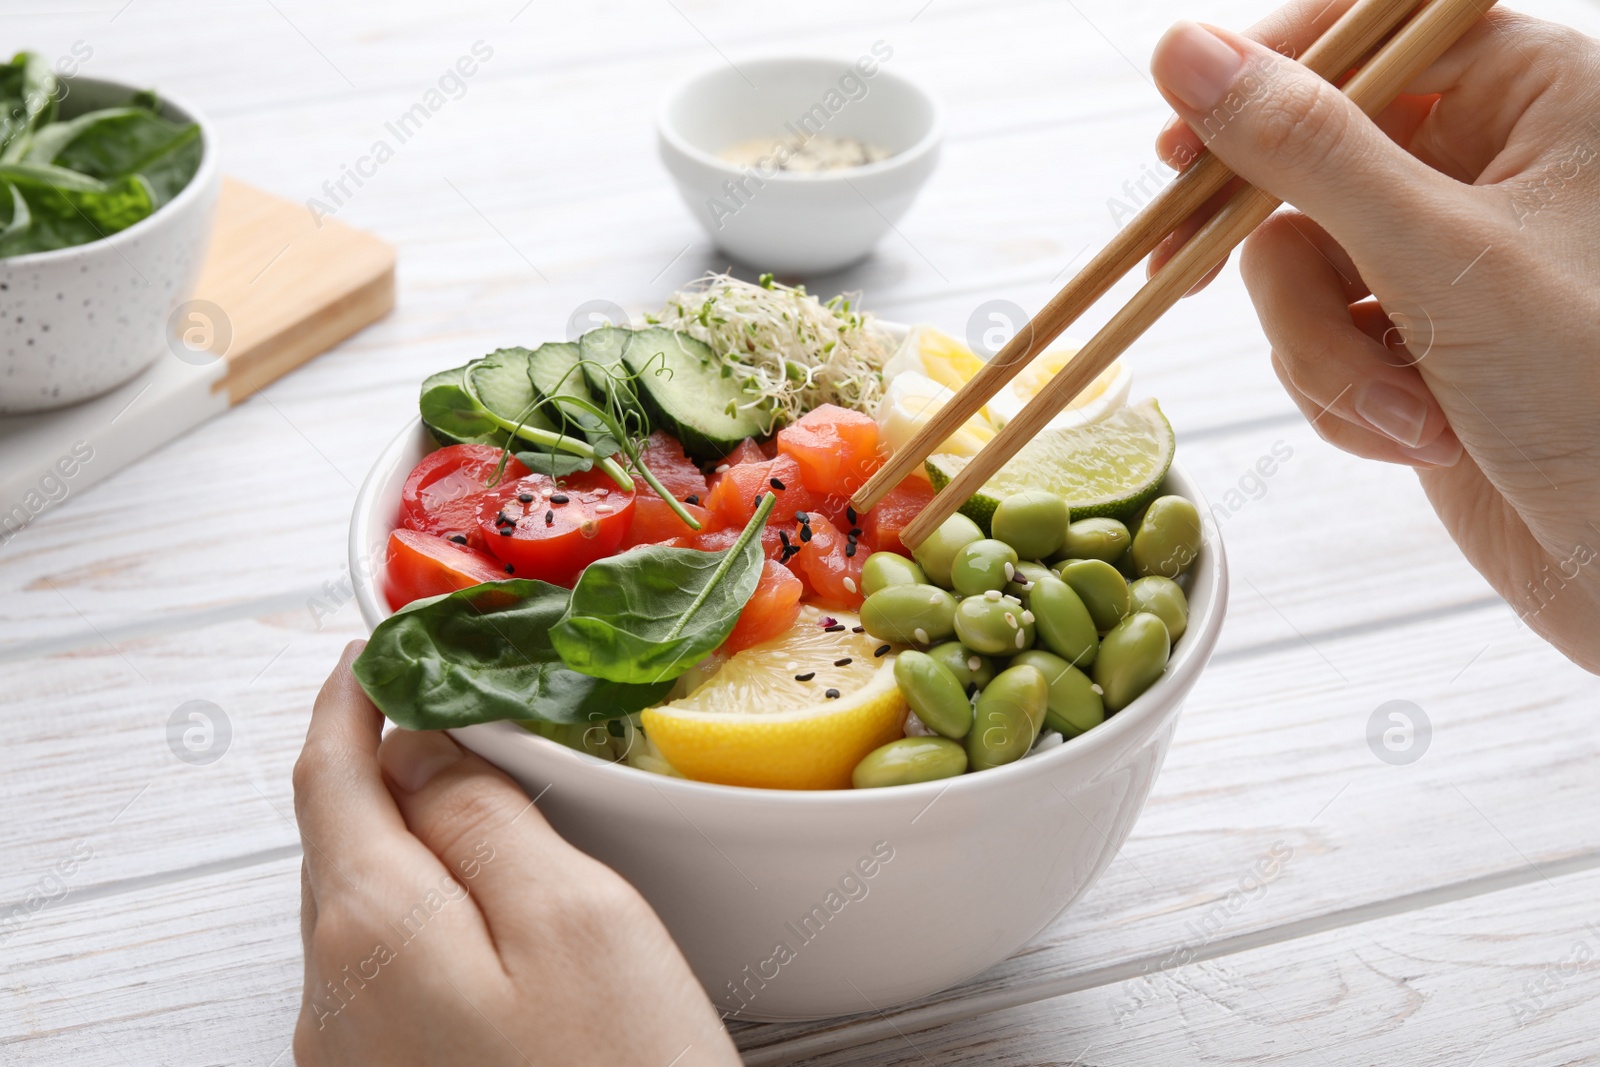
(4, 0, 1599, 1063)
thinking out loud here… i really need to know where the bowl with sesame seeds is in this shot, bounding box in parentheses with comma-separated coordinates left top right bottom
(346, 305, 1227, 1015)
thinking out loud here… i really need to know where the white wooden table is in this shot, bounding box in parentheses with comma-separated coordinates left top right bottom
(5, 2, 1600, 1063)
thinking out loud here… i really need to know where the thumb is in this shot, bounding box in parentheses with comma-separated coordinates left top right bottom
(1150, 21, 1461, 269)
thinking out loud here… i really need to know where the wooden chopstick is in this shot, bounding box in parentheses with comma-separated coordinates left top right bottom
(853, 0, 1422, 513)
(896, 0, 1492, 549)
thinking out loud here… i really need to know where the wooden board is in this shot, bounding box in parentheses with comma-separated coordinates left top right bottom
(194, 177, 396, 403)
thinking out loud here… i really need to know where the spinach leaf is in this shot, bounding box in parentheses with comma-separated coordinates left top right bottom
(28, 107, 201, 207)
(552, 493, 775, 684)
(420, 363, 510, 447)
(352, 579, 674, 730)
(0, 52, 58, 159)
(0, 54, 202, 258)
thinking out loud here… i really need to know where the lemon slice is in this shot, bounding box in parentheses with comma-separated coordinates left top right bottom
(986, 344, 1132, 431)
(926, 398, 1175, 526)
(642, 607, 908, 790)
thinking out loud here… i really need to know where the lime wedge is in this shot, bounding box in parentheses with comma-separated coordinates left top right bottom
(925, 399, 1175, 527)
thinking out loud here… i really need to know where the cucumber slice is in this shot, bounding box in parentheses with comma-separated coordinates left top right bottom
(579, 326, 771, 461)
(465, 347, 561, 445)
(527, 341, 604, 435)
(419, 364, 507, 446)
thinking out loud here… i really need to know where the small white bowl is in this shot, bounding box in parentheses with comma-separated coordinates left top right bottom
(0, 76, 219, 414)
(657, 55, 942, 274)
(349, 360, 1227, 1020)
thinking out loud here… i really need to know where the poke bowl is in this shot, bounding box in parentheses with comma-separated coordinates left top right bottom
(348, 275, 1227, 1021)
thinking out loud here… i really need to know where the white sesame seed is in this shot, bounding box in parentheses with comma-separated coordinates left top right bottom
(1003, 594, 1022, 605)
(984, 589, 1001, 602)
(1004, 612, 1018, 628)
(541, 487, 554, 498)
(595, 488, 609, 497)
(786, 661, 800, 671)
(1090, 683, 1104, 695)
(913, 627, 929, 645)
(967, 656, 981, 672)
(594, 504, 613, 514)
(1015, 630, 1026, 648)
(1003, 562, 1015, 580)
(1021, 610, 1035, 625)
(715, 464, 730, 474)
(843, 577, 856, 593)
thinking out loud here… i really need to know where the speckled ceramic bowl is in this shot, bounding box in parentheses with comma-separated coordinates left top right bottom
(0, 77, 219, 414)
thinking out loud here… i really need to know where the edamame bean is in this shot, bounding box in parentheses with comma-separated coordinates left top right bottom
(953, 594, 1036, 656)
(966, 664, 1048, 771)
(927, 641, 996, 690)
(912, 513, 984, 588)
(894, 650, 975, 739)
(853, 736, 968, 788)
(950, 538, 1020, 596)
(861, 552, 927, 595)
(1129, 575, 1188, 641)
(991, 490, 1069, 560)
(1056, 559, 1131, 632)
(861, 584, 958, 646)
(1004, 560, 1056, 600)
(1093, 612, 1170, 711)
(1011, 650, 1105, 737)
(1130, 495, 1203, 579)
(1060, 517, 1130, 564)
(1027, 573, 1099, 667)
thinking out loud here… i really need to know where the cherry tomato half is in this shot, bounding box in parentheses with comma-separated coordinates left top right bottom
(401, 444, 531, 550)
(478, 468, 635, 586)
(384, 529, 509, 611)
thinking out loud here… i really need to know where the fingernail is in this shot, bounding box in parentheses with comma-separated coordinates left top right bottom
(385, 731, 463, 793)
(1404, 433, 1464, 468)
(1354, 382, 1429, 448)
(1152, 22, 1246, 111)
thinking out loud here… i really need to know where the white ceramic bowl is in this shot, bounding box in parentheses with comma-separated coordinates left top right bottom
(0, 77, 219, 414)
(657, 55, 942, 274)
(351, 417, 1226, 1019)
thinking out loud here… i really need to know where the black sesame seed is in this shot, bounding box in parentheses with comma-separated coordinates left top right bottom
(550, 493, 569, 504)
(848, 527, 863, 538)
(779, 530, 791, 547)
(795, 671, 815, 682)
(845, 542, 857, 557)
(852, 625, 865, 633)
(544, 510, 554, 524)
(449, 534, 468, 544)
(846, 505, 858, 525)
(684, 494, 699, 505)
(824, 624, 846, 633)
(795, 511, 809, 523)
(780, 546, 799, 562)
(825, 688, 841, 700)
(769, 477, 785, 490)
(498, 527, 513, 536)
(518, 492, 534, 503)
(504, 564, 515, 574)
(874, 644, 891, 658)
(799, 526, 812, 543)
(833, 658, 852, 667)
